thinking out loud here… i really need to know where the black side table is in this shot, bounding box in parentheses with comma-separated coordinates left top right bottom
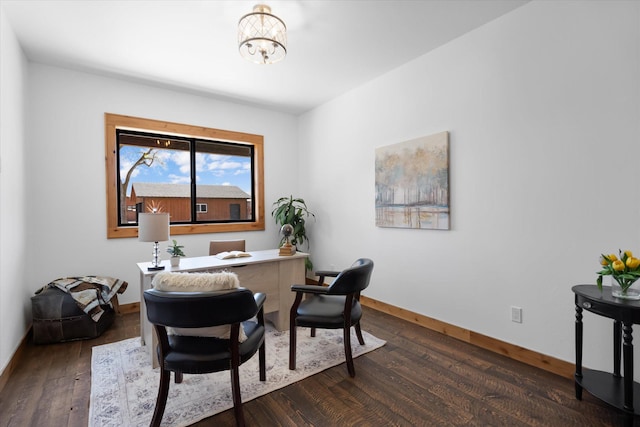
(573, 284, 640, 422)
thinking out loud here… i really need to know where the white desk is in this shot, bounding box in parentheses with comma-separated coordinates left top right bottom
(137, 249, 308, 366)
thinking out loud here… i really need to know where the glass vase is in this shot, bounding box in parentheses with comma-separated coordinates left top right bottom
(611, 278, 640, 300)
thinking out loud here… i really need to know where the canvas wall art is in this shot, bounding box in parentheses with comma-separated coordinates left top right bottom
(375, 131, 449, 230)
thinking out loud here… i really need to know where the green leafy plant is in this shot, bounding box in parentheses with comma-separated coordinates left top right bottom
(166, 239, 186, 257)
(597, 249, 640, 293)
(272, 195, 315, 269)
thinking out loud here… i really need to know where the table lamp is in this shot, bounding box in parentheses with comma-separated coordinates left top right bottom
(138, 212, 170, 270)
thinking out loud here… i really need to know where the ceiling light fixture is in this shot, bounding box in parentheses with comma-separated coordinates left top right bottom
(238, 4, 287, 65)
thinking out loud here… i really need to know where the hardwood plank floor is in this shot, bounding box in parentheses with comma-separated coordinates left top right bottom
(0, 307, 631, 426)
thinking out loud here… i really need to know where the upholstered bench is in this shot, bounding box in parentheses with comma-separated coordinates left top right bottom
(31, 276, 127, 344)
(31, 286, 114, 344)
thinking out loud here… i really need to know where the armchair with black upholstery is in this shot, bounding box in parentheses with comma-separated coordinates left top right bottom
(289, 258, 374, 377)
(143, 287, 266, 427)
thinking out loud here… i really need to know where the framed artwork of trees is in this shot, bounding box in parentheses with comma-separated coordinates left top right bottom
(375, 131, 450, 230)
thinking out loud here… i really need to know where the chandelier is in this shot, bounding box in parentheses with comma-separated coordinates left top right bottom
(238, 4, 287, 64)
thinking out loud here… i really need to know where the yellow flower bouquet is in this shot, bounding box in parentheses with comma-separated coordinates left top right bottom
(597, 249, 640, 298)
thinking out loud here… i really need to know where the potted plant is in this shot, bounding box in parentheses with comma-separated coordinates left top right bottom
(271, 195, 315, 270)
(166, 239, 186, 267)
(597, 249, 640, 299)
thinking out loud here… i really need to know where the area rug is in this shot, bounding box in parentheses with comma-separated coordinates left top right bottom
(89, 325, 385, 427)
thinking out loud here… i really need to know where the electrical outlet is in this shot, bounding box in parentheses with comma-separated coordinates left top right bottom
(511, 306, 522, 323)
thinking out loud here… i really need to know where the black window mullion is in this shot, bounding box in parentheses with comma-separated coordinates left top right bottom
(115, 129, 124, 225)
(190, 138, 197, 223)
(250, 146, 256, 220)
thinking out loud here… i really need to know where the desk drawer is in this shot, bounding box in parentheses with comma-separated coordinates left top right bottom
(576, 295, 625, 320)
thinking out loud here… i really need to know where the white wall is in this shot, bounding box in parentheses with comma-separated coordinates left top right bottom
(24, 65, 300, 307)
(2, 0, 639, 382)
(0, 9, 29, 375)
(299, 0, 640, 375)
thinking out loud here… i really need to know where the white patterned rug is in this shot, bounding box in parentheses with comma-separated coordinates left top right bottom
(89, 325, 385, 427)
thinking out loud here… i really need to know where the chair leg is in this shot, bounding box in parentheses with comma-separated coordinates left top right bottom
(230, 366, 245, 427)
(355, 322, 365, 345)
(289, 292, 303, 371)
(150, 368, 171, 427)
(174, 371, 183, 383)
(259, 340, 266, 381)
(343, 326, 356, 377)
(311, 327, 316, 337)
(289, 323, 297, 370)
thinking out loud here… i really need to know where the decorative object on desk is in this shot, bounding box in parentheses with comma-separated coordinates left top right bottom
(215, 250, 251, 260)
(238, 3, 287, 65)
(166, 239, 185, 267)
(272, 196, 315, 267)
(375, 131, 450, 230)
(89, 325, 385, 427)
(597, 249, 640, 300)
(138, 212, 170, 271)
(279, 224, 296, 256)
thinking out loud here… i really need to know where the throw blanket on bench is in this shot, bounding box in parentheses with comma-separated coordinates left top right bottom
(46, 276, 127, 322)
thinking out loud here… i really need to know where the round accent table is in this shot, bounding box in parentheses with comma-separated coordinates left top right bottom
(572, 284, 640, 425)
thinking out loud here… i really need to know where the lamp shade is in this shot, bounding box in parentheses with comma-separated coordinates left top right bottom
(138, 213, 170, 242)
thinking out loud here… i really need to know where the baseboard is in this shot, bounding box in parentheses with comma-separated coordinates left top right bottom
(118, 302, 140, 314)
(0, 327, 31, 394)
(359, 295, 574, 379)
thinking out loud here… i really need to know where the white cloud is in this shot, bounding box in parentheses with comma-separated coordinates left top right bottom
(169, 174, 190, 184)
(170, 150, 191, 174)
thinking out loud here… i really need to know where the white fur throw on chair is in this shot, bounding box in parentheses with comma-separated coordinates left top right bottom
(151, 271, 247, 342)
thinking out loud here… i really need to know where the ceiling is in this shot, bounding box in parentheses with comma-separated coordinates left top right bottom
(2, 0, 528, 115)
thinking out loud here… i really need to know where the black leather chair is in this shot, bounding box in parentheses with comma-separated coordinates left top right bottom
(143, 288, 266, 427)
(289, 258, 374, 377)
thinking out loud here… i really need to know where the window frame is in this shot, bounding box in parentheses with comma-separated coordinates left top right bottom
(105, 113, 265, 239)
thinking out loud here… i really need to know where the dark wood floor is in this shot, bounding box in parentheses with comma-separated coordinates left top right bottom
(0, 307, 631, 426)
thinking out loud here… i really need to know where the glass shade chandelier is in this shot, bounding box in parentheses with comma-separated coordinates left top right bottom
(238, 4, 287, 64)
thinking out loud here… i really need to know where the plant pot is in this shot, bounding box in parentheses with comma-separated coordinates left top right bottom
(170, 256, 181, 267)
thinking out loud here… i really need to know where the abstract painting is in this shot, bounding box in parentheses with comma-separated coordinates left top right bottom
(375, 131, 449, 230)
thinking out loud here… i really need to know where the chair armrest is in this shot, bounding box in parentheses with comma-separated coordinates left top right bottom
(291, 284, 330, 295)
(253, 292, 266, 310)
(315, 270, 340, 286)
(315, 270, 339, 277)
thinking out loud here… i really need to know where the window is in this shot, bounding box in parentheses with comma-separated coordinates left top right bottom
(230, 203, 241, 220)
(105, 113, 264, 238)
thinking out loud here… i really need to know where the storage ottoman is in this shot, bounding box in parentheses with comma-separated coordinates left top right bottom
(31, 286, 115, 344)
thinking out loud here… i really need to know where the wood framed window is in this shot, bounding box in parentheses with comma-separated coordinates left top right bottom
(105, 113, 265, 238)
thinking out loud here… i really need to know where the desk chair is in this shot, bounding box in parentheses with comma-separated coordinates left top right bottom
(209, 239, 246, 255)
(144, 288, 266, 427)
(289, 258, 374, 377)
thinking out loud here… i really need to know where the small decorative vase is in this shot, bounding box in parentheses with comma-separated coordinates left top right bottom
(611, 278, 640, 300)
(170, 256, 180, 267)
